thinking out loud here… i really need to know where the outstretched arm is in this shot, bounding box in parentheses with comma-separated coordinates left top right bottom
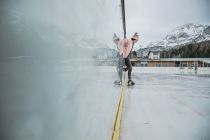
(131, 32, 139, 44)
(113, 33, 120, 46)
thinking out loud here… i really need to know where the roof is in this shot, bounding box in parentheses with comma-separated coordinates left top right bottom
(131, 58, 210, 63)
(201, 59, 210, 64)
(148, 50, 160, 55)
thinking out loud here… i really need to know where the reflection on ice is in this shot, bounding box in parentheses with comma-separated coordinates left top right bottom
(0, 62, 120, 140)
(0, 62, 210, 140)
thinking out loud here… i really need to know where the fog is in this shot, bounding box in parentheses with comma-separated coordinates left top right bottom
(0, 0, 122, 140)
(0, 0, 122, 61)
(0, 63, 121, 140)
(1, 1, 210, 140)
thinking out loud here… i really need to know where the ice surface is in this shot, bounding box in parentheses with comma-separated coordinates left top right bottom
(121, 73, 210, 140)
(0, 1, 210, 140)
(0, 62, 120, 140)
(1, 62, 210, 140)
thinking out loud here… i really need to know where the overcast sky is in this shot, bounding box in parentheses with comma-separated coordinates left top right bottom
(125, 0, 210, 46)
(1, 0, 210, 47)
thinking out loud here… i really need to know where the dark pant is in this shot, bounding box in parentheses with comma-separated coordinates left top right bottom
(117, 55, 132, 81)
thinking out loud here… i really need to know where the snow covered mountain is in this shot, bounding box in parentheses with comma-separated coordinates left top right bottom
(0, 10, 115, 61)
(133, 44, 145, 51)
(68, 34, 117, 59)
(147, 23, 210, 49)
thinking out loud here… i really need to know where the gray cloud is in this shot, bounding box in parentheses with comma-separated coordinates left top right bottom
(1, 0, 209, 47)
(125, 0, 210, 46)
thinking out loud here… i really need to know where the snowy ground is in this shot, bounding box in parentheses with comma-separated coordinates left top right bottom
(0, 62, 210, 140)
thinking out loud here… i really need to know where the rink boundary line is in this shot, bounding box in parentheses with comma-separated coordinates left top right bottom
(111, 86, 125, 140)
(111, 72, 127, 140)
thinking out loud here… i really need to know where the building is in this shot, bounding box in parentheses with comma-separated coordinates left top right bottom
(129, 50, 210, 67)
(148, 51, 160, 60)
(130, 58, 210, 67)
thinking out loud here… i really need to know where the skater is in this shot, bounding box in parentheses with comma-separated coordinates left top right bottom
(113, 32, 139, 86)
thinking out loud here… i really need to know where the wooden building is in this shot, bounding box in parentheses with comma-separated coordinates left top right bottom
(130, 58, 210, 67)
(148, 51, 160, 60)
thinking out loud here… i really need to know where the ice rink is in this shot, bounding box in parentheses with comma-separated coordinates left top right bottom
(121, 73, 210, 140)
(0, 62, 210, 140)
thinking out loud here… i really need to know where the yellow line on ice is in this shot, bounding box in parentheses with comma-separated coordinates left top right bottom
(111, 73, 126, 140)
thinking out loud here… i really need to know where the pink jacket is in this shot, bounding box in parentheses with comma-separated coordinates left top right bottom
(117, 38, 133, 58)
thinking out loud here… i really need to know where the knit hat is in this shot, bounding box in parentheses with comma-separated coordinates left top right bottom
(113, 33, 120, 43)
(131, 32, 139, 43)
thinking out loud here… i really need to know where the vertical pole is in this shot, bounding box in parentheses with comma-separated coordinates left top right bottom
(120, 0, 127, 78)
(121, 0, 126, 39)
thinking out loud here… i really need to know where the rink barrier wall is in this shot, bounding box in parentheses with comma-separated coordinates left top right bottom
(96, 66, 210, 74)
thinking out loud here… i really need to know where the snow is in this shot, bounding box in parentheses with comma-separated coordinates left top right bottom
(146, 23, 210, 49)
